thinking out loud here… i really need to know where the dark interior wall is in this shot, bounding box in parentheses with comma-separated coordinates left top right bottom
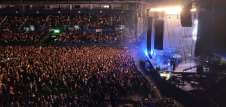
(212, 0, 226, 53)
(195, 0, 226, 56)
(213, 11, 226, 53)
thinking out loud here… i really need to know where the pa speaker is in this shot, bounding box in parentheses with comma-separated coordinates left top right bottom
(181, 9, 192, 27)
(181, 3, 192, 27)
(154, 19, 164, 50)
(147, 17, 153, 51)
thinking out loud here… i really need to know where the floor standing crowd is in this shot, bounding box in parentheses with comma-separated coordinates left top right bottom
(0, 46, 153, 106)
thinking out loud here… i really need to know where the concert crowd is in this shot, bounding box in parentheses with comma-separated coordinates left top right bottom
(0, 13, 125, 43)
(0, 9, 183, 107)
(0, 46, 156, 106)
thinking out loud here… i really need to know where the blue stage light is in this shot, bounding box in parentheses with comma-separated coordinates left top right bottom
(144, 49, 149, 57)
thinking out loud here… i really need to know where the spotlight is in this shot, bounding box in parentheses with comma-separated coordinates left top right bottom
(190, 8, 197, 12)
(103, 5, 110, 8)
(150, 6, 182, 15)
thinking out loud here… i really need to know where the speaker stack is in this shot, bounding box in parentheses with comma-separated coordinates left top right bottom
(154, 19, 164, 50)
(180, 4, 192, 27)
(147, 17, 153, 51)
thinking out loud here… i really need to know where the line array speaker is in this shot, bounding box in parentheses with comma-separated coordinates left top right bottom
(180, 4, 192, 27)
(154, 19, 164, 50)
(147, 17, 153, 51)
